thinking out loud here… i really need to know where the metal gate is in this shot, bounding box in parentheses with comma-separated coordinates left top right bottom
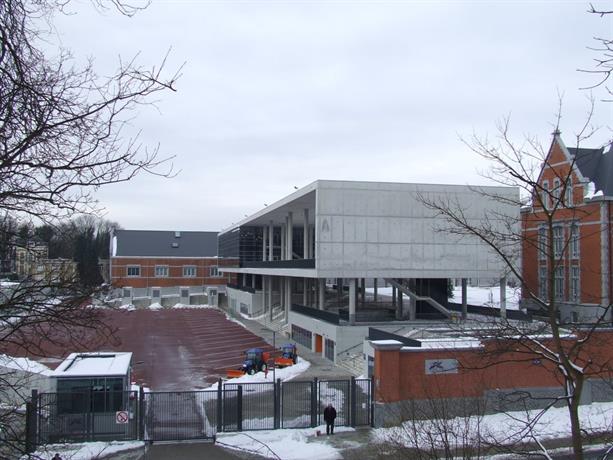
(143, 390, 217, 441)
(354, 379, 372, 426)
(225, 382, 275, 431)
(318, 380, 350, 427)
(281, 380, 313, 428)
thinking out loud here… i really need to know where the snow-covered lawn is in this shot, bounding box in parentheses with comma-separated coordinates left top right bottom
(366, 285, 520, 310)
(373, 400, 613, 451)
(26, 441, 144, 460)
(216, 425, 355, 460)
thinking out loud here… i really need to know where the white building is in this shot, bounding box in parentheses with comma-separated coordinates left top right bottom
(219, 180, 519, 365)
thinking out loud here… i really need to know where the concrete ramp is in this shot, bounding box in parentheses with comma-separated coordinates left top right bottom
(384, 278, 451, 319)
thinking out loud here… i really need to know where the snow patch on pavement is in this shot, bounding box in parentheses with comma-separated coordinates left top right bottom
(26, 441, 144, 460)
(216, 426, 355, 459)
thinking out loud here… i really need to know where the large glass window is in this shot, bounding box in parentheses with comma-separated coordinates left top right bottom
(538, 266, 548, 300)
(570, 266, 580, 302)
(56, 377, 124, 414)
(291, 324, 312, 349)
(538, 227, 546, 261)
(541, 180, 549, 210)
(553, 226, 564, 257)
(554, 266, 564, 300)
(553, 178, 561, 205)
(565, 177, 573, 206)
(324, 338, 335, 361)
(570, 223, 579, 259)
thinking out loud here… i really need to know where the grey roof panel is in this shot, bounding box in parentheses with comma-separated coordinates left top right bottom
(568, 146, 613, 197)
(114, 230, 218, 257)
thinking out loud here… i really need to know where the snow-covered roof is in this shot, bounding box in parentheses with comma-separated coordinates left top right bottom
(402, 338, 482, 351)
(0, 354, 53, 376)
(53, 352, 132, 378)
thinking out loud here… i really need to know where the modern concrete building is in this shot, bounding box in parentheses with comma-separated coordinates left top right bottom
(219, 180, 519, 364)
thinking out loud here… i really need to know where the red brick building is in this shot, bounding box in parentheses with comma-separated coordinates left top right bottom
(110, 230, 237, 306)
(521, 133, 612, 322)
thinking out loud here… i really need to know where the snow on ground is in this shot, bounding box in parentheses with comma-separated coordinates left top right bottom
(0, 354, 53, 376)
(205, 357, 311, 390)
(216, 425, 355, 460)
(450, 285, 520, 311)
(373, 400, 613, 450)
(116, 302, 215, 310)
(26, 441, 144, 460)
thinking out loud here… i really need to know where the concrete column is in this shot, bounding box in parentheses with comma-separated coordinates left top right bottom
(251, 274, 256, 289)
(500, 276, 507, 319)
(302, 278, 308, 306)
(303, 209, 309, 259)
(287, 212, 293, 260)
(268, 222, 274, 261)
(309, 224, 315, 259)
(397, 288, 403, 320)
(361, 278, 365, 304)
(461, 278, 468, 320)
(374, 278, 378, 302)
(318, 278, 325, 310)
(268, 276, 274, 321)
(285, 277, 292, 322)
(280, 276, 285, 310)
(349, 279, 357, 325)
(281, 223, 286, 261)
(262, 227, 268, 261)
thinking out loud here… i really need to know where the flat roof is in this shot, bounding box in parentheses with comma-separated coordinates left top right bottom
(53, 352, 132, 378)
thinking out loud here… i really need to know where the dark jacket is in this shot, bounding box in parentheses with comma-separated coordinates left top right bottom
(323, 405, 337, 423)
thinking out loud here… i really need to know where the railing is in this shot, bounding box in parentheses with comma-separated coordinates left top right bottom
(368, 327, 422, 347)
(291, 304, 340, 325)
(241, 259, 315, 269)
(385, 278, 451, 318)
(447, 302, 532, 321)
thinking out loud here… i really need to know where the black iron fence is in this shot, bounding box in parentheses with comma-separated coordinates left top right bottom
(27, 378, 372, 449)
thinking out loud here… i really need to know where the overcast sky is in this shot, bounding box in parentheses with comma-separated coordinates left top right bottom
(51, 0, 613, 231)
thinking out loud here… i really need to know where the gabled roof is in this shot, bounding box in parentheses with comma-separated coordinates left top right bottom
(568, 145, 613, 197)
(113, 230, 218, 257)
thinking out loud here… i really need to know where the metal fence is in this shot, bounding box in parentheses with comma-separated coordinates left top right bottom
(29, 378, 372, 449)
(36, 390, 138, 445)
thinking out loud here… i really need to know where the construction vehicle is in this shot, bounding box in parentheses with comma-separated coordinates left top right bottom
(227, 348, 270, 378)
(274, 343, 298, 368)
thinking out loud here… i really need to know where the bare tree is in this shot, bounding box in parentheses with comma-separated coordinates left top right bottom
(0, 0, 180, 456)
(418, 108, 613, 459)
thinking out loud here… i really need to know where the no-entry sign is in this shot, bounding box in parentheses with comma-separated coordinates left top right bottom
(116, 411, 129, 424)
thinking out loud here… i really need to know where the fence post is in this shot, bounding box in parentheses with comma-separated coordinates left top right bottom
(216, 378, 223, 432)
(350, 377, 356, 427)
(274, 378, 281, 429)
(25, 389, 38, 453)
(237, 385, 243, 432)
(370, 379, 375, 428)
(311, 377, 318, 428)
(138, 387, 145, 440)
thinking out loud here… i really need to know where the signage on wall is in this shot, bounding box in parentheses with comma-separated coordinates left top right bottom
(425, 359, 458, 375)
(116, 411, 129, 424)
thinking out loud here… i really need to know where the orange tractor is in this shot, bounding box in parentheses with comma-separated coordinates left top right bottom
(226, 344, 298, 379)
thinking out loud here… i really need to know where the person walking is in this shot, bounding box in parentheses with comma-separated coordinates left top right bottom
(323, 403, 337, 435)
(52, 454, 62, 460)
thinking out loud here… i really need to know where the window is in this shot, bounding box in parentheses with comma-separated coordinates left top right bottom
(565, 177, 573, 206)
(553, 178, 561, 204)
(126, 265, 140, 277)
(183, 265, 197, 277)
(181, 288, 190, 298)
(209, 266, 220, 277)
(553, 226, 563, 257)
(292, 324, 312, 349)
(570, 266, 580, 302)
(324, 338, 335, 362)
(538, 226, 547, 261)
(541, 180, 549, 209)
(570, 223, 579, 258)
(538, 266, 548, 300)
(152, 288, 160, 298)
(155, 265, 169, 277)
(554, 266, 564, 300)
